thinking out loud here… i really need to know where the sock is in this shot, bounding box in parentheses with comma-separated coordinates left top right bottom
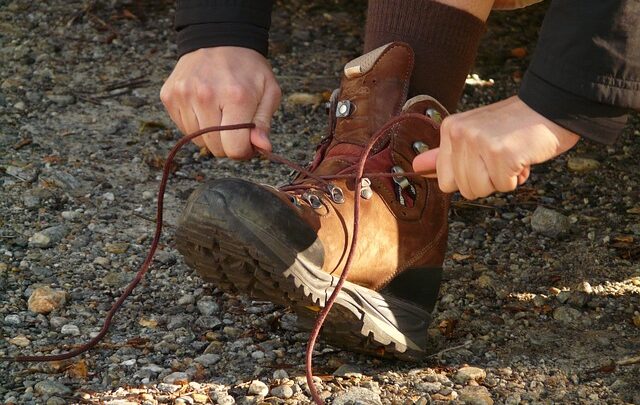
(364, 0, 486, 111)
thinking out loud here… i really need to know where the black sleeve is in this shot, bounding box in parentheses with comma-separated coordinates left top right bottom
(518, 0, 640, 145)
(175, 0, 275, 58)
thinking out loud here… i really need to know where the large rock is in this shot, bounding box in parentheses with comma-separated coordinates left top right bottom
(28, 287, 66, 314)
(531, 206, 570, 238)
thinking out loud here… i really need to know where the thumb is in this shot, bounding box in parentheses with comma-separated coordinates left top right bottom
(413, 148, 439, 178)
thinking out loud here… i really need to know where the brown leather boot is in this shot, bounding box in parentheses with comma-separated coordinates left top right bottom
(176, 42, 450, 360)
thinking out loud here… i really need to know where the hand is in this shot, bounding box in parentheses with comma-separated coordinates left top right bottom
(413, 96, 580, 200)
(160, 47, 282, 159)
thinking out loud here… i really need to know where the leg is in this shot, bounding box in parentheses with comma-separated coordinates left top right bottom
(365, 0, 493, 111)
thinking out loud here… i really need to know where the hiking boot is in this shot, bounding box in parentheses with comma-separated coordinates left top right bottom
(175, 42, 450, 360)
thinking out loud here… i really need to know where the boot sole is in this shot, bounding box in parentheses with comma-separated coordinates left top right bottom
(176, 185, 435, 361)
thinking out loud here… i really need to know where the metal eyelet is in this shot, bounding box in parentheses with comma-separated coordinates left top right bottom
(425, 108, 442, 123)
(336, 100, 352, 118)
(289, 195, 302, 208)
(302, 192, 322, 209)
(391, 166, 411, 189)
(360, 178, 373, 200)
(327, 184, 345, 204)
(412, 141, 430, 154)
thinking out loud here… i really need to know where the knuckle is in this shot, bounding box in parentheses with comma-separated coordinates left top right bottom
(195, 86, 214, 102)
(174, 80, 191, 97)
(224, 85, 252, 103)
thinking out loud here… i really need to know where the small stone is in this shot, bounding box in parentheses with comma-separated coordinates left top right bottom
(458, 386, 493, 405)
(455, 367, 487, 384)
(251, 350, 265, 360)
(93, 257, 110, 267)
(46, 397, 67, 405)
(271, 385, 294, 399)
(197, 297, 219, 315)
(416, 381, 443, 393)
(568, 291, 590, 308)
(632, 313, 640, 328)
(333, 387, 382, 405)
(575, 281, 593, 294)
(192, 393, 209, 404)
(29, 226, 68, 248)
(142, 190, 154, 200)
(28, 287, 66, 314)
(217, 394, 235, 405)
(138, 317, 158, 328)
(104, 242, 129, 254)
(247, 380, 269, 396)
(14, 101, 26, 110)
(223, 326, 241, 337)
(287, 92, 322, 106)
(476, 275, 494, 289)
(163, 372, 189, 384)
(196, 316, 221, 329)
(568, 156, 600, 173)
(531, 206, 570, 238)
(4, 314, 21, 325)
(532, 294, 546, 307)
(61, 324, 80, 335)
(46, 94, 75, 105)
(61, 211, 81, 222)
(272, 369, 289, 380)
(333, 363, 362, 377)
(553, 306, 582, 324)
(177, 294, 195, 305)
(9, 335, 30, 347)
(194, 353, 221, 366)
(157, 383, 181, 393)
(34, 381, 71, 396)
(102, 192, 115, 202)
(556, 290, 571, 304)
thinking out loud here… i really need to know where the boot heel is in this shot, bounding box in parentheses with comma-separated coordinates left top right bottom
(381, 267, 443, 313)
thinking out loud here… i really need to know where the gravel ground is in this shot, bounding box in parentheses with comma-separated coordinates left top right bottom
(1, 1, 639, 404)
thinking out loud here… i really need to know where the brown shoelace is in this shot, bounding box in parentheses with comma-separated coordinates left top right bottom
(1, 120, 432, 405)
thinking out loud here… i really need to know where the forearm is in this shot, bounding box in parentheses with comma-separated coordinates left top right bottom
(519, 0, 640, 144)
(175, 0, 275, 57)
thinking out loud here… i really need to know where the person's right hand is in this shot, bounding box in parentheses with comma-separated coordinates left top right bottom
(160, 47, 282, 159)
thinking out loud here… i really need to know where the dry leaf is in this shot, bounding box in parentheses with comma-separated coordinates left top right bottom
(451, 253, 472, 262)
(510, 47, 527, 58)
(66, 359, 89, 379)
(438, 319, 458, 338)
(138, 317, 158, 328)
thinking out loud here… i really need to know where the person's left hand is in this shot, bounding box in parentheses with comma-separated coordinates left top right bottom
(413, 95, 580, 200)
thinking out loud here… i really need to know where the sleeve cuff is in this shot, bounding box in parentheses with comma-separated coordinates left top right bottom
(519, 70, 629, 145)
(177, 22, 269, 58)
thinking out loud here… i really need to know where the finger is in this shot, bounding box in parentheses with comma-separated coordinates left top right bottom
(250, 83, 281, 153)
(435, 120, 458, 193)
(219, 102, 257, 160)
(412, 148, 439, 174)
(193, 104, 224, 156)
(467, 155, 497, 198)
(451, 135, 476, 200)
(518, 166, 530, 185)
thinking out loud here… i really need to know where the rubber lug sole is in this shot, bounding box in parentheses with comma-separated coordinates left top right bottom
(176, 184, 436, 361)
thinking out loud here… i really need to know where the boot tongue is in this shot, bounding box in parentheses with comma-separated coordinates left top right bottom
(313, 42, 415, 176)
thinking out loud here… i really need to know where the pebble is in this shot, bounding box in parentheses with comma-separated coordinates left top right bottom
(458, 386, 494, 405)
(34, 381, 71, 396)
(28, 225, 68, 248)
(4, 314, 21, 325)
(46, 94, 75, 105)
(194, 353, 221, 366)
(61, 323, 80, 335)
(27, 286, 66, 314)
(270, 384, 294, 399)
(61, 210, 81, 221)
(157, 383, 181, 393)
(455, 366, 487, 384)
(46, 397, 67, 405)
(530, 206, 570, 238)
(416, 381, 443, 393)
(177, 294, 195, 305)
(272, 369, 289, 380)
(163, 372, 189, 384)
(197, 297, 220, 316)
(142, 190, 154, 200)
(217, 394, 235, 405)
(333, 363, 363, 377)
(93, 257, 110, 267)
(553, 306, 583, 324)
(247, 380, 269, 396)
(8, 335, 30, 347)
(567, 156, 600, 172)
(104, 242, 129, 254)
(333, 387, 382, 405)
